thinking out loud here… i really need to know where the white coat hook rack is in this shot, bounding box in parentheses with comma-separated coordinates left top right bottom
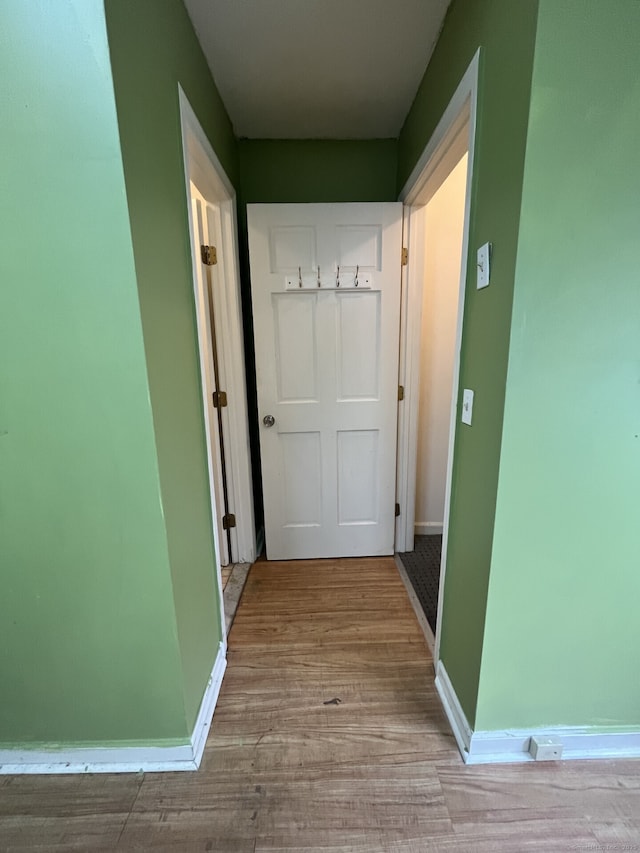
(284, 263, 372, 290)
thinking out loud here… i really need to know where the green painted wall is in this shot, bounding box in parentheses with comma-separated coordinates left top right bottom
(238, 140, 398, 204)
(397, 0, 539, 725)
(104, 0, 237, 730)
(476, 0, 640, 731)
(0, 0, 188, 745)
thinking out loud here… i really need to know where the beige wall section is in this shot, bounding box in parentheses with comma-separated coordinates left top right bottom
(415, 154, 468, 534)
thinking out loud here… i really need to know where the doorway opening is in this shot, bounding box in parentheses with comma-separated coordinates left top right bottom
(395, 52, 479, 658)
(397, 153, 468, 638)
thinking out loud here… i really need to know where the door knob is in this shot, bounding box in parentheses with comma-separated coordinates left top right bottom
(263, 414, 275, 427)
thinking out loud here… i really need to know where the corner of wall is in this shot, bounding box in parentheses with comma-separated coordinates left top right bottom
(397, 0, 540, 729)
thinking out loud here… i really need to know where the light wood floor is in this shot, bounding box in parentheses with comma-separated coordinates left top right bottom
(2, 558, 639, 851)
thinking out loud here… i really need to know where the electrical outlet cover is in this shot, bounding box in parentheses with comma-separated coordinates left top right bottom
(529, 736, 563, 761)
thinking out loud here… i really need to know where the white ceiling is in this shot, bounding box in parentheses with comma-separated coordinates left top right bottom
(183, 0, 451, 139)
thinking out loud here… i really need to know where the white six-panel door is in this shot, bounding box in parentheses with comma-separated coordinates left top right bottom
(248, 203, 403, 560)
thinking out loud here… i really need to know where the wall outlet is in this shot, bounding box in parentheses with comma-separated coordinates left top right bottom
(529, 736, 563, 761)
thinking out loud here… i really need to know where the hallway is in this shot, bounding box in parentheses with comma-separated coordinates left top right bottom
(1, 559, 639, 850)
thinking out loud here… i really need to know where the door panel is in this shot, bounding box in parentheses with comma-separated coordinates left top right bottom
(337, 291, 381, 400)
(248, 203, 402, 560)
(273, 294, 318, 402)
(337, 429, 379, 525)
(281, 431, 323, 527)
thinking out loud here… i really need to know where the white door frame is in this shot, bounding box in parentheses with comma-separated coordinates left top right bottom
(189, 183, 232, 568)
(395, 50, 479, 662)
(179, 87, 256, 580)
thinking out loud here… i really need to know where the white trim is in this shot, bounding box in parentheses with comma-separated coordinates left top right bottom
(467, 728, 640, 765)
(395, 51, 480, 671)
(190, 185, 230, 569)
(214, 196, 257, 565)
(395, 203, 425, 554)
(414, 522, 443, 535)
(399, 51, 480, 204)
(435, 660, 640, 765)
(434, 661, 472, 758)
(0, 644, 227, 774)
(179, 87, 256, 569)
(188, 640, 227, 766)
(432, 55, 478, 668)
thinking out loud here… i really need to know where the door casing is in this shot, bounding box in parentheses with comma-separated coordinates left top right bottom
(396, 50, 480, 662)
(179, 86, 257, 581)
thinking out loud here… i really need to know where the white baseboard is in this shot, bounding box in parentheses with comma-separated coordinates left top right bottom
(414, 522, 443, 535)
(189, 640, 227, 768)
(467, 726, 640, 764)
(434, 662, 472, 758)
(0, 642, 227, 775)
(435, 661, 640, 765)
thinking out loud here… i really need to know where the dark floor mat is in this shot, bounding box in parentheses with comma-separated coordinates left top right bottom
(398, 535, 442, 634)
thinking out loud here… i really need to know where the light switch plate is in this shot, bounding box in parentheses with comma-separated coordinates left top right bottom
(477, 242, 491, 289)
(462, 389, 474, 425)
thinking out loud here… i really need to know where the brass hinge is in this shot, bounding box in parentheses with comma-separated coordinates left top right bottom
(401, 247, 408, 266)
(395, 503, 401, 518)
(398, 385, 405, 401)
(201, 244, 217, 266)
(212, 390, 227, 408)
(222, 513, 236, 530)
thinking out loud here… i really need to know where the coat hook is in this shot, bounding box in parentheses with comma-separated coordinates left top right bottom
(354, 265, 359, 287)
(317, 265, 321, 287)
(298, 266, 302, 288)
(336, 265, 340, 288)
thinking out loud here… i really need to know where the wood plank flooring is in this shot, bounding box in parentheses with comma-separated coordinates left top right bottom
(1, 557, 639, 851)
